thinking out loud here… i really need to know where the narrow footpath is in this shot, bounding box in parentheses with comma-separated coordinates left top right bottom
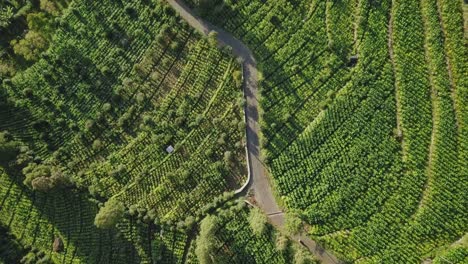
(167, 1, 341, 263)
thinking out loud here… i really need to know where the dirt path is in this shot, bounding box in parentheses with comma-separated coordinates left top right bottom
(167, 0, 341, 263)
(417, 0, 439, 213)
(388, 0, 404, 154)
(435, 0, 460, 129)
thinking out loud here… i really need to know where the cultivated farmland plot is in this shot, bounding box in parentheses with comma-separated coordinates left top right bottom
(0, 0, 466, 263)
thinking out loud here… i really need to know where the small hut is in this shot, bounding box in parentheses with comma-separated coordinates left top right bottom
(165, 145, 174, 154)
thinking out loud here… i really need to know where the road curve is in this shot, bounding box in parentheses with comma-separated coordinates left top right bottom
(167, 1, 341, 263)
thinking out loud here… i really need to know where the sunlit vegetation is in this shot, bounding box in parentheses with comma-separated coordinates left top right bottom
(1, 0, 247, 262)
(186, 0, 467, 262)
(0, 0, 466, 262)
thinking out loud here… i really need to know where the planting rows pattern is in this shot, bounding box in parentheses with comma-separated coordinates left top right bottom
(186, 0, 467, 262)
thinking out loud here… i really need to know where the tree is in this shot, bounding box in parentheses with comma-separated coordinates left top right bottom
(285, 212, 303, 235)
(195, 215, 218, 264)
(0, 131, 18, 165)
(31, 176, 54, 192)
(94, 198, 125, 229)
(92, 139, 103, 150)
(22, 163, 70, 192)
(23, 163, 52, 188)
(248, 207, 268, 236)
(40, 0, 59, 16)
(207, 31, 218, 47)
(136, 92, 145, 104)
(102, 103, 112, 113)
(11, 31, 48, 61)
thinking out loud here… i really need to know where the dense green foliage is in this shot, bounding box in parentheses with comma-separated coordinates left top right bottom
(94, 198, 125, 229)
(186, 0, 467, 262)
(0, 0, 247, 262)
(195, 215, 218, 264)
(0, 131, 19, 165)
(0, 0, 466, 262)
(0, 0, 70, 76)
(0, 225, 26, 264)
(247, 207, 267, 236)
(186, 203, 312, 264)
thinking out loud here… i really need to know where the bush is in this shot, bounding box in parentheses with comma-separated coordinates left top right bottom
(92, 139, 103, 150)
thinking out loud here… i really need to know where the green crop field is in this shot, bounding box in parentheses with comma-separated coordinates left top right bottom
(187, 0, 467, 263)
(1, 0, 466, 263)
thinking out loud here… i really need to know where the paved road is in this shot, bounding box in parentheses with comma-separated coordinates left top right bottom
(167, 1, 341, 263)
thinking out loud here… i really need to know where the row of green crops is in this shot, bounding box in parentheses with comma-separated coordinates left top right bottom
(0, 168, 150, 263)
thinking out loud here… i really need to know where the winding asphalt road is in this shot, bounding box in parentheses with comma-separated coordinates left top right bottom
(167, 1, 341, 263)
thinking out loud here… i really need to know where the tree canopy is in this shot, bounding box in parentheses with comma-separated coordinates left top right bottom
(94, 199, 125, 229)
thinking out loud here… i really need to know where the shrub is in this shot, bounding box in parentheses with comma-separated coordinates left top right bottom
(232, 70, 242, 87)
(285, 212, 303, 235)
(248, 207, 268, 236)
(276, 234, 289, 252)
(92, 139, 103, 150)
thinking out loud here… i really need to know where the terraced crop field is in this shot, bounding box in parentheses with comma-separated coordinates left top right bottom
(0, 0, 466, 263)
(1, 0, 250, 262)
(186, 0, 467, 263)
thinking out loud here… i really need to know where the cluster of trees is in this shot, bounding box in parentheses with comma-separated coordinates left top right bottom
(22, 162, 72, 192)
(1, 0, 67, 78)
(0, 129, 72, 193)
(195, 215, 219, 264)
(0, 224, 52, 264)
(0, 225, 24, 264)
(2, 2, 249, 264)
(193, 203, 318, 264)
